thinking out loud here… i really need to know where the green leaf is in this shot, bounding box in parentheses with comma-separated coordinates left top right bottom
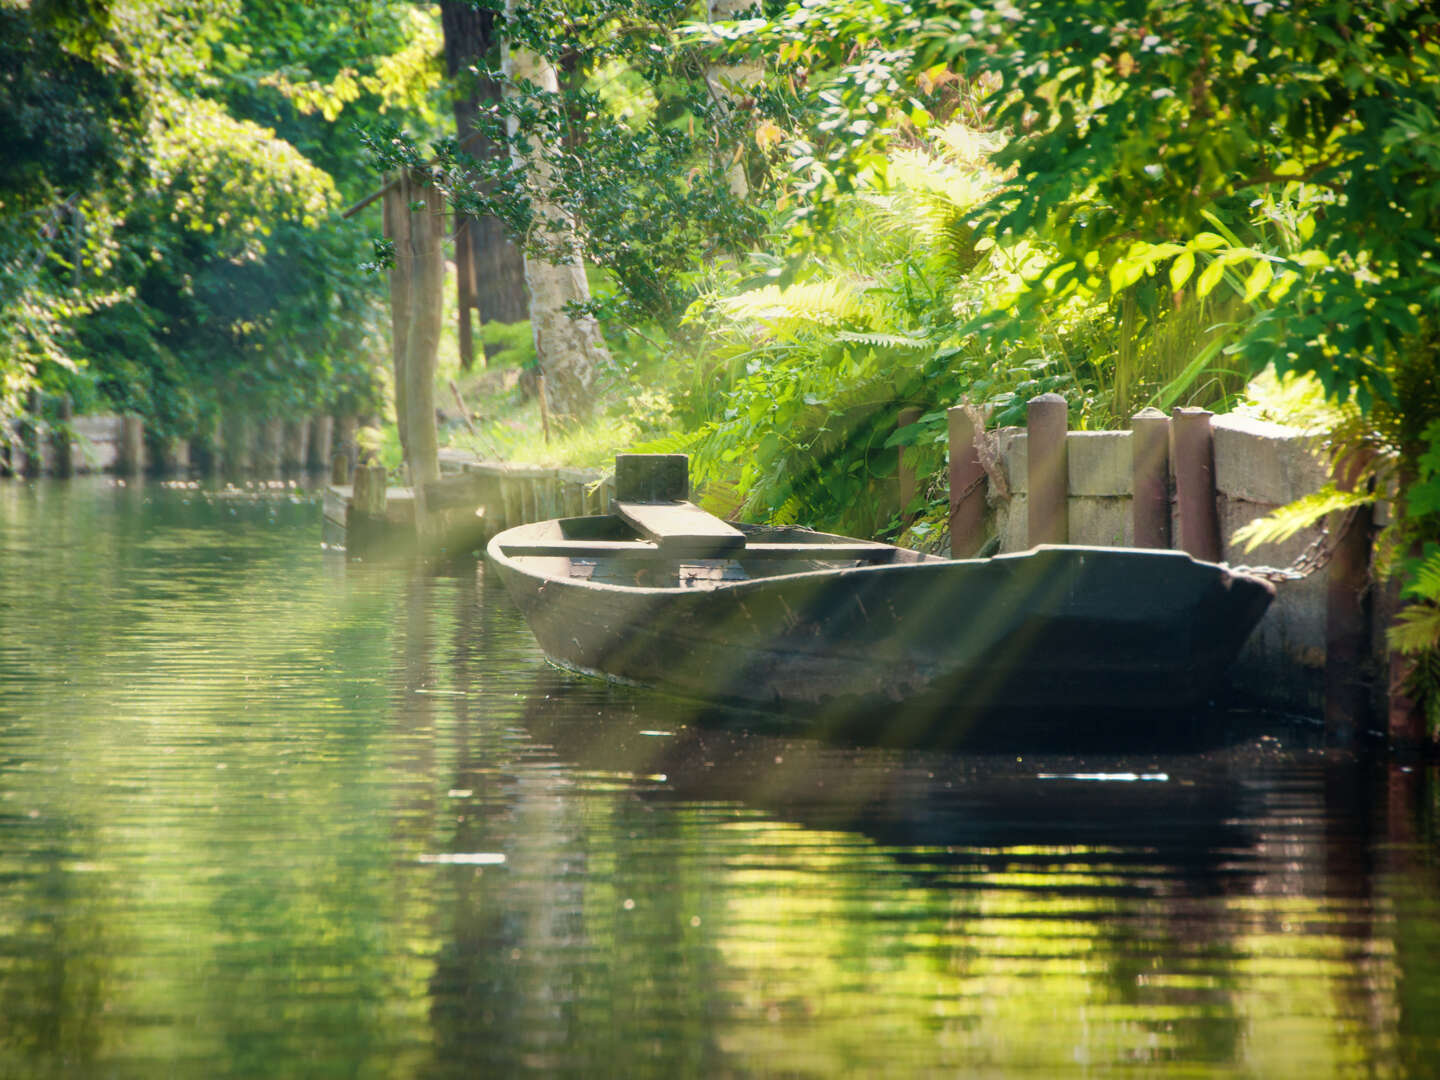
(1196, 257, 1226, 299)
(1168, 251, 1195, 292)
(1241, 259, 1273, 304)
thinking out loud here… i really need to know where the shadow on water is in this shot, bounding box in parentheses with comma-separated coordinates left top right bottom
(516, 672, 1323, 873)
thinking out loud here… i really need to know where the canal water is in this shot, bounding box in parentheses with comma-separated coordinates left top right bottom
(1, 477, 1437, 1078)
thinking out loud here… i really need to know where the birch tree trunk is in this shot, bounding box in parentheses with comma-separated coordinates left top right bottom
(707, 0, 764, 198)
(502, 1, 609, 421)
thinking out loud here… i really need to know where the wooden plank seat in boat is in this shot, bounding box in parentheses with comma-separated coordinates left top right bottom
(497, 537, 899, 562)
(615, 500, 747, 558)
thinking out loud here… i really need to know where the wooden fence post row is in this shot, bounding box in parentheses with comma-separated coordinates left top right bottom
(947, 393, 1394, 744)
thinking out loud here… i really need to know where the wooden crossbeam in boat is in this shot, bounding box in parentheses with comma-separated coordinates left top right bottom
(498, 539, 897, 562)
(614, 500, 747, 558)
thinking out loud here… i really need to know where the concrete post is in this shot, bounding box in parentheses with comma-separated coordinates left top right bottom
(947, 404, 988, 557)
(1027, 393, 1068, 546)
(1131, 407, 1171, 549)
(1171, 407, 1221, 562)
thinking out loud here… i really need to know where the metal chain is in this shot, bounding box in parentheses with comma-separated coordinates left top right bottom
(1232, 506, 1362, 584)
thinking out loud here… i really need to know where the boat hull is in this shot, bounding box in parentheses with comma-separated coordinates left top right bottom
(487, 518, 1275, 726)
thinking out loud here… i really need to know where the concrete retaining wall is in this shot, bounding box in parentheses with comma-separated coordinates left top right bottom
(980, 414, 1378, 715)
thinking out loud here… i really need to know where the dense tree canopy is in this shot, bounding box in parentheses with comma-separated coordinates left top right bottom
(0, 0, 441, 437)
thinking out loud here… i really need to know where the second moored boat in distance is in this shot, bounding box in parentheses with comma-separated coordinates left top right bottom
(487, 454, 1275, 734)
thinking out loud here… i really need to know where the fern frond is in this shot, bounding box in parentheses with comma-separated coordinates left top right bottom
(717, 280, 870, 331)
(1403, 552, 1440, 602)
(628, 429, 704, 456)
(835, 330, 931, 350)
(1231, 484, 1377, 553)
(1388, 604, 1440, 655)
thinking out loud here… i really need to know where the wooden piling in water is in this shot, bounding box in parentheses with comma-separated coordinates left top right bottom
(1325, 448, 1374, 745)
(1171, 407, 1221, 562)
(21, 389, 44, 477)
(54, 395, 74, 478)
(1131, 407, 1171, 550)
(336, 415, 359, 472)
(282, 419, 309, 473)
(309, 415, 334, 471)
(1027, 393, 1068, 546)
(119, 413, 144, 475)
(947, 404, 988, 558)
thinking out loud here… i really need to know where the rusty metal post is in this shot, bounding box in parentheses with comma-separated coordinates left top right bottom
(1027, 393, 1068, 546)
(1325, 448, 1374, 745)
(1131, 407, 1171, 549)
(897, 406, 922, 522)
(1171, 407, 1221, 562)
(948, 404, 988, 557)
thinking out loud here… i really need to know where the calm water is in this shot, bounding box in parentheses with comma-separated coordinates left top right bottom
(1, 477, 1437, 1078)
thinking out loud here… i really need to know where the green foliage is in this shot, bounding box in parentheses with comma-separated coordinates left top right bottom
(0, 0, 435, 438)
(368, 0, 775, 334)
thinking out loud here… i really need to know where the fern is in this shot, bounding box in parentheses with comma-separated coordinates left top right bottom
(1405, 551, 1440, 603)
(1389, 602, 1440, 656)
(1231, 484, 1377, 553)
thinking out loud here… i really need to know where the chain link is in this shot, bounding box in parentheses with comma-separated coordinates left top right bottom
(1232, 507, 1361, 584)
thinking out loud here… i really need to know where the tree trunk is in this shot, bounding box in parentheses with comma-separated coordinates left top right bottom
(385, 169, 445, 535)
(440, 0, 528, 371)
(502, 6, 610, 421)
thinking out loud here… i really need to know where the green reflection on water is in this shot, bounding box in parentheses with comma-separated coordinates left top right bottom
(0, 478, 1437, 1078)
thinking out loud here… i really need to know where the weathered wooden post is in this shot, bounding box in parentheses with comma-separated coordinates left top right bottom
(1027, 393, 1068, 546)
(309, 415, 334, 472)
(348, 462, 389, 557)
(1388, 460, 1428, 749)
(197, 413, 223, 475)
(1131, 407, 1171, 549)
(257, 417, 284, 474)
(282, 418, 310, 473)
(1325, 448, 1374, 744)
(336, 415, 359, 471)
(615, 453, 688, 503)
(159, 436, 190, 474)
(331, 452, 351, 486)
(947, 404, 988, 558)
(1171, 407, 1221, 562)
(119, 413, 144, 475)
(21, 389, 44, 477)
(897, 405, 922, 523)
(54, 394, 74, 478)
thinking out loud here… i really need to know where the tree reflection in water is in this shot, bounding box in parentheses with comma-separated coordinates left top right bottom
(0, 479, 1436, 1077)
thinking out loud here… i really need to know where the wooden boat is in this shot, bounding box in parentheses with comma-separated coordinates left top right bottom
(486, 455, 1275, 727)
